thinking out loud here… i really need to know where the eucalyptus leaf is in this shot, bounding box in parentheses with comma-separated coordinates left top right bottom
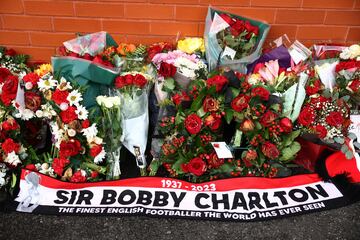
(345, 150, 354, 159)
(282, 83, 306, 122)
(334, 137, 345, 144)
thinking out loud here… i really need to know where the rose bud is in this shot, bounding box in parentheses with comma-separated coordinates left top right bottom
(241, 119, 255, 132)
(244, 149, 257, 161)
(279, 118, 293, 133)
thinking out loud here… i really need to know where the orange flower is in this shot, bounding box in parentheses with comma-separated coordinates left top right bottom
(117, 43, 136, 56)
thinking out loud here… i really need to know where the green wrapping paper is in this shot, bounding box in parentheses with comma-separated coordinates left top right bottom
(51, 56, 120, 107)
(204, 7, 270, 73)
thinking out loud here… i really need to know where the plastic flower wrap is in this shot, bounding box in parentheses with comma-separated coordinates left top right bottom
(114, 72, 153, 172)
(204, 7, 270, 73)
(52, 32, 120, 108)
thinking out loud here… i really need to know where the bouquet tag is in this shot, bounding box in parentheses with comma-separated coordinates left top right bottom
(133, 146, 146, 168)
(315, 61, 338, 91)
(349, 115, 360, 144)
(221, 46, 237, 60)
(209, 13, 230, 35)
(211, 142, 233, 159)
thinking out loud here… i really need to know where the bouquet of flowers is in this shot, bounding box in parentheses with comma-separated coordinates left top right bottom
(177, 37, 205, 56)
(117, 43, 148, 72)
(114, 72, 153, 173)
(96, 94, 122, 180)
(0, 46, 30, 74)
(204, 7, 270, 72)
(52, 32, 120, 108)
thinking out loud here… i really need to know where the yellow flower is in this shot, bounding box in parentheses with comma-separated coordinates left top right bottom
(177, 37, 205, 54)
(35, 64, 52, 77)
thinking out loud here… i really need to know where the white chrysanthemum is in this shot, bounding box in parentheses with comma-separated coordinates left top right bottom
(37, 75, 57, 91)
(67, 89, 83, 106)
(75, 105, 88, 120)
(14, 107, 35, 120)
(340, 48, 351, 60)
(247, 73, 261, 85)
(50, 122, 65, 148)
(94, 147, 106, 164)
(82, 123, 98, 143)
(349, 44, 360, 59)
(94, 137, 103, 145)
(39, 103, 57, 119)
(4, 151, 21, 166)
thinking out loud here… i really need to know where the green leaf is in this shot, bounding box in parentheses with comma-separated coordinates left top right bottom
(341, 95, 350, 102)
(334, 137, 345, 144)
(282, 130, 301, 147)
(322, 89, 332, 98)
(224, 108, 234, 124)
(163, 77, 175, 91)
(190, 91, 206, 112)
(345, 150, 354, 159)
(172, 154, 189, 174)
(197, 107, 206, 118)
(280, 141, 301, 162)
(231, 87, 240, 98)
(282, 82, 306, 122)
(341, 144, 348, 153)
(11, 173, 17, 188)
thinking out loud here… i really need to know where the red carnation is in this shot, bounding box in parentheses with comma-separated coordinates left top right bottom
(90, 145, 103, 157)
(60, 106, 78, 124)
(206, 75, 228, 92)
(314, 125, 328, 139)
(231, 94, 250, 112)
(2, 119, 19, 131)
(260, 111, 278, 127)
(133, 74, 147, 88)
(207, 152, 224, 169)
(59, 139, 82, 158)
(251, 86, 270, 101)
(52, 157, 70, 176)
(172, 93, 182, 105)
(52, 89, 69, 105)
(326, 111, 343, 127)
(158, 62, 177, 78)
(1, 138, 20, 154)
(82, 119, 90, 129)
(186, 157, 207, 176)
(298, 107, 315, 126)
(70, 170, 87, 183)
(23, 73, 40, 88)
(184, 113, 202, 135)
(347, 79, 360, 93)
(261, 142, 280, 160)
(279, 118, 293, 133)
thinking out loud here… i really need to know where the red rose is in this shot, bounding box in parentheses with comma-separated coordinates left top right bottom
(5, 48, 16, 56)
(279, 118, 293, 133)
(158, 62, 177, 78)
(243, 149, 258, 167)
(90, 144, 103, 157)
(261, 142, 280, 160)
(335, 60, 357, 72)
(59, 139, 82, 158)
(219, 13, 234, 26)
(348, 79, 360, 93)
(244, 21, 259, 39)
(147, 45, 162, 62)
(206, 75, 228, 92)
(91, 171, 99, 179)
(58, 46, 67, 56)
(203, 96, 219, 112)
(82, 119, 90, 129)
(309, 96, 329, 110)
(133, 74, 147, 88)
(25, 92, 42, 111)
(124, 74, 134, 85)
(172, 93, 182, 105)
(260, 111, 278, 127)
(251, 86, 270, 101)
(326, 111, 343, 127)
(2, 75, 18, 94)
(207, 152, 224, 169)
(0, 68, 11, 83)
(1, 138, 20, 154)
(52, 157, 70, 176)
(306, 79, 321, 95)
(60, 106, 78, 124)
(204, 113, 222, 131)
(52, 89, 69, 105)
(314, 125, 328, 139)
(2, 118, 19, 131)
(114, 76, 126, 89)
(23, 73, 40, 88)
(231, 94, 250, 112)
(184, 113, 202, 135)
(298, 107, 315, 126)
(187, 157, 207, 176)
(70, 170, 87, 183)
(25, 164, 37, 171)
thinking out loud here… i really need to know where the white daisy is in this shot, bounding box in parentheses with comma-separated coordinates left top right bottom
(75, 105, 88, 120)
(50, 121, 65, 148)
(94, 147, 106, 164)
(57, 77, 73, 91)
(67, 89, 83, 106)
(37, 75, 57, 91)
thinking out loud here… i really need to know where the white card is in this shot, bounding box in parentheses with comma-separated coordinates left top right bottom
(209, 13, 230, 35)
(221, 46, 237, 60)
(349, 115, 360, 143)
(211, 142, 233, 159)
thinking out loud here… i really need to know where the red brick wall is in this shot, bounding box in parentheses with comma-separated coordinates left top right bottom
(0, 0, 359, 61)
